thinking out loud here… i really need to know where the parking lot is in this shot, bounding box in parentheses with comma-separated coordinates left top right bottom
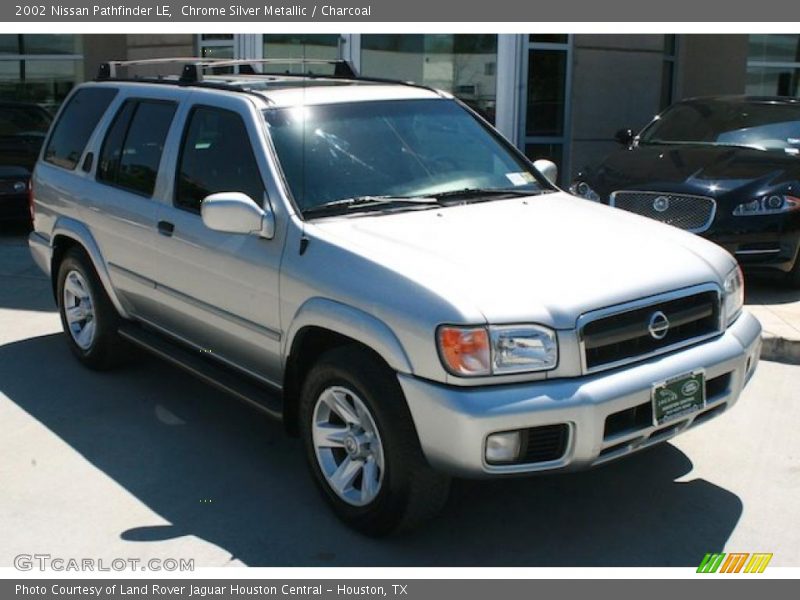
(1, 224, 799, 568)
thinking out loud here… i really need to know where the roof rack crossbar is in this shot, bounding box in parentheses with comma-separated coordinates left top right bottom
(97, 58, 358, 83)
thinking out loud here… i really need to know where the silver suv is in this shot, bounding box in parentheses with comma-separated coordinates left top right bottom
(29, 59, 762, 536)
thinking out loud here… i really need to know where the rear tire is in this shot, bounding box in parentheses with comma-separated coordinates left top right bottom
(299, 346, 450, 536)
(56, 248, 127, 370)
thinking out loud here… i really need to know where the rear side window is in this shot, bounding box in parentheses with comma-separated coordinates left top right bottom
(97, 100, 177, 196)
(44, 88, 117, 170)
(175, 107, 265, 213)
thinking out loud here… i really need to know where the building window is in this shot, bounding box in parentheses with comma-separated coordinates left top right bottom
(521, 35, 571, 183)
(747, 34, 800, 97)
(263, 35, 339, 61)
(198, 34, 234, 60)
(360, 35, 499, 123)
(0, 34, 83, 111)
(661, 35, 677, 110)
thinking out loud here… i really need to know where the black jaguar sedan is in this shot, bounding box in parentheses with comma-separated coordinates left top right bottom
(570, 96, 800, 287)
(0, 101, 52, 225)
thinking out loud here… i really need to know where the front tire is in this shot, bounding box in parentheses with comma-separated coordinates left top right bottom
(56, 248, 127, 370)
(299, 346, 450, 536)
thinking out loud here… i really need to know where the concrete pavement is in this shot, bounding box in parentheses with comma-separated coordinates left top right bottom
(745, 280, 800, 365)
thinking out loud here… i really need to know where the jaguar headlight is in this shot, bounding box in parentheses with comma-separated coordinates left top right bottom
(733, 194, 800, 216)
(723, 266, 744, 327)
(569, 181, 601, 202)
(438, 324, 558, 376)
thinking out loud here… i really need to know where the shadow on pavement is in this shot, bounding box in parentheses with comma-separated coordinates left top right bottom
(0, 225, 54, 313)
(745, 274, 799, 306)
(0, 333, 743, 566)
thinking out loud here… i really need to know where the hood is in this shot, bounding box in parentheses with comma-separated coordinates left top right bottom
(587, 144, 800, 200)
(307, 193, 735, 329)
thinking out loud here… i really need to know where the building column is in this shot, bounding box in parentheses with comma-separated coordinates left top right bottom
(495, 34, 524, 146)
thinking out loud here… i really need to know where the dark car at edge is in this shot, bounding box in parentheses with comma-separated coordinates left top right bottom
(571, 96, 800, 287)
(0, 101, 52, 225)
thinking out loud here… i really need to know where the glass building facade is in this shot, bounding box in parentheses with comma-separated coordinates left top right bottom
(0, 33, 797, 184)
(0, 34, 83, 112)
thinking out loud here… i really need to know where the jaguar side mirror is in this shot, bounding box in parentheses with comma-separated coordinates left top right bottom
(614, 128, 635, 146)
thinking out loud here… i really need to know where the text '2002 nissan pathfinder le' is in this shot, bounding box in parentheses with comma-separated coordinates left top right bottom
(28, 58, 762, 535)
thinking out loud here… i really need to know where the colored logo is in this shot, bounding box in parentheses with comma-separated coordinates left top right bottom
(697, 552, 773, 573)
(681, 380, 700, 396)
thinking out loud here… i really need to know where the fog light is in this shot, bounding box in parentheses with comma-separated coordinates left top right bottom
(485, 431, 522, 464)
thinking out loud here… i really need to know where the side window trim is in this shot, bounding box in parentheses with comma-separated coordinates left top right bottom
(95, 97, 178, 199)
(173, 104, 268, 215)
(97, 99, 137, 187)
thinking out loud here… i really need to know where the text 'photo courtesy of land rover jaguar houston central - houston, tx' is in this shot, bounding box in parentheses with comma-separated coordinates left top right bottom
(28, 58, 762, 536)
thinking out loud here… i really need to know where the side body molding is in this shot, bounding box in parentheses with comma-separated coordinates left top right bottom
(51, 216, 132, 320)
(285, 298, 414, 375)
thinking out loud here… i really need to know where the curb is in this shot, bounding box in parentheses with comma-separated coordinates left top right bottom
(760, 333, 800, 365)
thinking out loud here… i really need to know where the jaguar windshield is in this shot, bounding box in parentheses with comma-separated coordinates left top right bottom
(639, 99, 800, 153)
(264, 99, 550, 216)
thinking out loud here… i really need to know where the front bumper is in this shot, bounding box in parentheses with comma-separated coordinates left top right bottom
(400, 311, 762, 477)
(708, 229, 800, 274)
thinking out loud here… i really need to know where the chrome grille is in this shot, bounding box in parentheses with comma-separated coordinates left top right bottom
(579, 287, 722, 373)
(610, 191, 717, 232)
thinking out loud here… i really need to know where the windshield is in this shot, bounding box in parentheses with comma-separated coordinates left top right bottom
(639, 100, 800, 152)
(264, 99, 547, 212)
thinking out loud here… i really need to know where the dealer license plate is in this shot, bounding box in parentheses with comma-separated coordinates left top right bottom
(652, 370, 706, 426)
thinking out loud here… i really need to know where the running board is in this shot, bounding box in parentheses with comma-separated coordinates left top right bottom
(118, 323, 283, 420)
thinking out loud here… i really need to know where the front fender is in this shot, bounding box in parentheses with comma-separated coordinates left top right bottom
(284, 297, 413, 374)
(51, 216, 131, 319)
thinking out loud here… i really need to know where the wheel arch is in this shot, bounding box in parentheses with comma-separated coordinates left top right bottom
(282, 299, 413, 435)
(50, 218, 131, 319)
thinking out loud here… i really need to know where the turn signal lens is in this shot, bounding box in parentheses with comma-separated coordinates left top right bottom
(438, 326, 491, 376)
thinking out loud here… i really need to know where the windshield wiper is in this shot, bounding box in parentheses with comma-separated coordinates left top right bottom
(302, 195, 441, 218)
(432, 187, 548, 203)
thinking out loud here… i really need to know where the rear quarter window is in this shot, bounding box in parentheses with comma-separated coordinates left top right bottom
(44, 87, 118, 170)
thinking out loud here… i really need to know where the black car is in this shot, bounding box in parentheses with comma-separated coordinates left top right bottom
(571, 96, 800, 287)
(0, 101, 52, 224)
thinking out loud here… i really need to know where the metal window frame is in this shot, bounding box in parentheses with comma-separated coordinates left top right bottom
(745, 35, 800, 95)
(516, 35, 574, 184)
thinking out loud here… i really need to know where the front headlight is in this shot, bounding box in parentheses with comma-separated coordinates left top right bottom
(723, 266, 744, 327)
(437, 324, 558, 376)
(733, 194, 800, 216)
(569, 181, 601, 202)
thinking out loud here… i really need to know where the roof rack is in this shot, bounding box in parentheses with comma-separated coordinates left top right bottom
(97, 57, 358, 83)
(94, 57, 449, 99)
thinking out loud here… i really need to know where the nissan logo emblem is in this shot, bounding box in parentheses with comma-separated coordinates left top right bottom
(653, 196, 670, 212)
(648, 311, 670, 340)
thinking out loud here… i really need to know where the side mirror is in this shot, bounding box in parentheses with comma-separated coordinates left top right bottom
(201, 192, 275, 239)
(533, 159, 558, 186)
(614, 128, 635, 146)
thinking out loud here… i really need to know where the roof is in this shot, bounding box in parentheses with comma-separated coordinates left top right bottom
(209, 77, 444, 107)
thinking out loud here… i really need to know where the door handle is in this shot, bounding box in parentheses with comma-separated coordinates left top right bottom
(157, 220, 175, 236)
